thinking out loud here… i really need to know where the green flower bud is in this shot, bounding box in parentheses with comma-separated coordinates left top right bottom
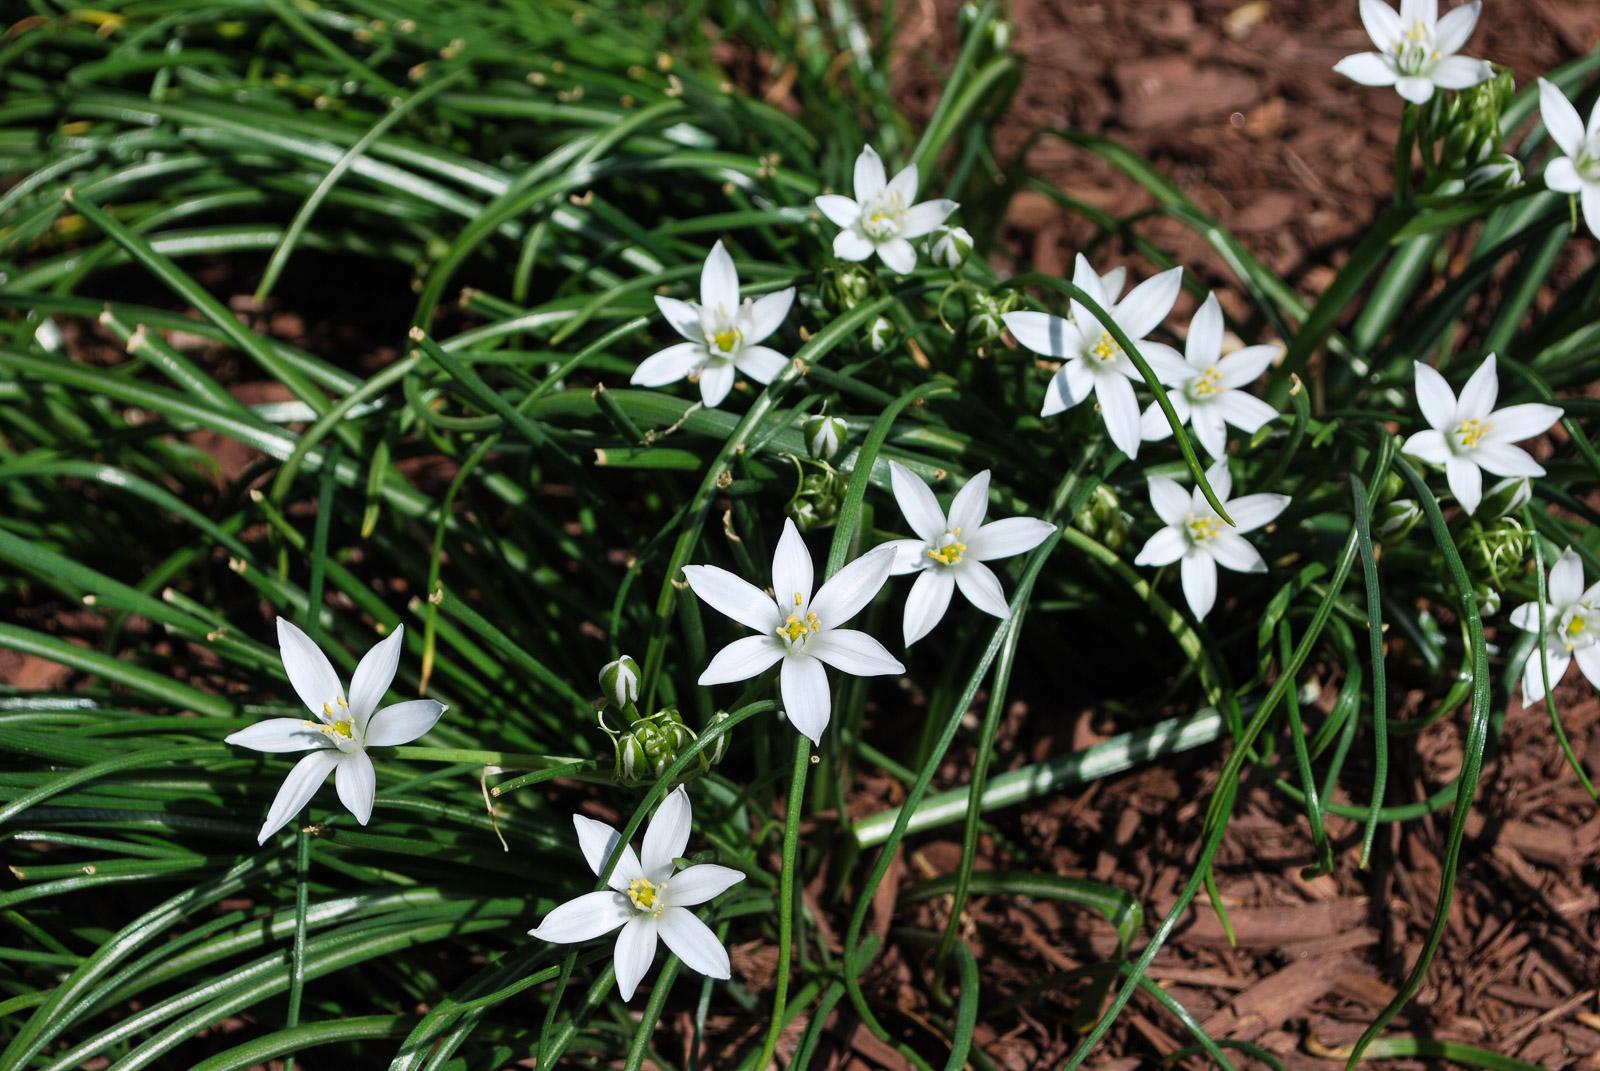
(1474, 583, 1501, 618)
(706, 710, 732, 765)
(926, 225, 973, 269)
(830, 265, 873, 312)
(1479, 476, 1532, 519)
(786, 463, 846, 533)
(1073, 482, 1127, 553)
(867, 315, 894, 353)
(803, 413, 848, 461)
(612, 708, 698, 788)
(1466, 154, 1522, 192)
(598, 655, 640, 710)
(1376, 499, 1423, 544)
(1463, 515, 1529, 591)
(970, 290, 1017, 345)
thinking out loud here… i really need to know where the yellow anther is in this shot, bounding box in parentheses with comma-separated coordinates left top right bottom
(1454, 417, 1491, 449)
(1089, 331, 1120, 363)
(926, 541, 967, 566)
(323, 701, 334, 716)
(1187, 514, 1223, 544)
(1568, 616, 1587, 637)
(793, 592, 804, 606)
(780, 615, 809, 642)
(712, 327, 741, 353)
(1192, 366, 1224, 397)
(627, 877, 664, 915)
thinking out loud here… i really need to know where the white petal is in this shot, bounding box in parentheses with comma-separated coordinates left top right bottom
(1539, 79, 1586, 159)
(1215, 391, 1278, 435)
(810, 546, 894, 626)
(901, 569, 956, 646)
(700, 241, 740, 313)
(1148, 475, 1192, 527)
(1335, 52, 1398, 86)
(1185, 293, 1224, 367)
(780, 655, 832, 744)
(890, 461, 947, 542)
(743, 288, 794, 344)
(699, 635, 785, 685)
(1575, 645, 1600, 691)
(632, 342, 704, 388)
(654, 296, 703, 341)
(834, 229, 874, 261)
(530, 890, 631, 944)
(335, 749, 375, 826)
(1095, 374, 1142, 458)
(1545, 156, 1584, 195)
(575, 813, 643, 888)
(657, 907, 730, 979)
(808, 628, 906, 675)
(1429, 55, 1490, 90)
(666, 864, 745, 907)
(277, 618, 344, 719)
(772, 517, 815, 609)
(1404, 0, 1436, 29)
(362, 699, 445, 747)
(698, 362, 735, 408)
(613, 917, 659, 1002)
(967, 517, 1055, 562)
(1181, 552, 1219, 620)
(682, 564, 783, 632)
(953, 560, 1012, 619)
(1040, 367, 1076, 417)
(255, 749, 340, 844)
(1359, 0, 1403, 49)
(1432, 2, 1480, 56)
(347, 625, 403, 727)
(1583, 186, 1600, 243)
(226, 718, 331, 754)
(901, 199, 957, 239)
(1098, 266, 1128, 303)
(1507, 601, 1543, 632)
(815, 194, 861, 228)
(642, 786, 691, 877)
(1191, 405, 1228, 462)
(1140, 395, 1188, 442)
(1403, 428, 1451, 465)
(946, 469, 991, 535)
(1395, 75, 1436, 103)
(1113, 267, 1182, 342)
(876, 238, 917, 274)
(1458, 355, 1499, 420)
(735, 345, 788, 384)
(1474, 444, 1545, 477)
(887, 163, 920, 205)
(854, 145, 887, 201)
(1413, 361, 1457, 429)
(1134, 527, 1187, 567)
(1487, 402, 1563, 444)
(1550, 548, 1585, 606)
(1225, 493, 1291, 533)
(1203, 459, 1234, 501)
(1071, 253, 1111, 315)
(1446, 456, 1484, 514)
(1216, 345, 1278, 389)
(1003, 311, 1077, 359)
(884, 537, 933, 576)
(1522, 645, 1570, 705)
(1208, 532, 1267, 574)
(1137, 341, 1191, 383)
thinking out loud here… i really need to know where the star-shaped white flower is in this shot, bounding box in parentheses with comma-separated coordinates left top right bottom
(814, 146, 958, 274)
(882, 462, 1056, 645)
(1334, 0, 1491, 104)
(1401, 354, 1562, 515)
(683, 519, 904, 744)
(1509, 547, 1600, 704)
(1538, 78, 1600, 240)
(631, 241, 796, 408)
(1002, 253, 1186, 458)
(1139, 293, 1279, 460)
(226, 620, 445, 844)
(529, 787, 744, 1002)
(1133, 462, 1290, 621)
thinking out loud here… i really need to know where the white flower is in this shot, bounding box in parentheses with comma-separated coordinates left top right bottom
(1002, 253, 1185, 458)
(529, 787, 744, 1002)
(1509, 548, 1600, 704)
(631, 241, 796, 408)
(1139, 293, 1279, 459)
(1537, 78, 1600, 240)
(815, 145, 958, 274)
(882, 462, 1055, 645)
(683, 519, 904, 743)
(1133, 461, 1290, 621)
(1333, 0, 1491, 104)
(226, 620, 445, 844)
(927, 225, 973, 269)
(1401, 354, 1562, 515)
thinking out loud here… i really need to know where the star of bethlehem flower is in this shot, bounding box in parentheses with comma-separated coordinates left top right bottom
(1401, 354, 1562, 515)
(683, 518, 904, 744)
(225, 620, 445, 844)
(1133, 462, 1290, 621)
(631, 241, 796, 408)
(529, 787, 744, 1002)
(882, 462, 1056, 645)
(814, 145, 958, 274)
(1537, 77, 1600, 240)
(1334, 0, 1492, 104)
(1002, 253, 1185, 458)
(1509, 547, 1600, 705)
(1138, 292, 1279, 459)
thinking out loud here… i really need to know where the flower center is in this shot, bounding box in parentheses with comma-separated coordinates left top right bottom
(627, 877, 665, 917)
(1187, 513, 1223, 544)
(777, 592, 822, 647)
(1190, 365, 1224, 398)
(860, 193, 905, 241)
(1392, 20, 1439, 75)
(710, 326, 742, 355)
(1454, 417, 1491, 451)
(1088, 331, 1121, 364)
(1558, 606, 1597, 651)
(926, 529, 966, 566)
(1578, 141, 1600, 182)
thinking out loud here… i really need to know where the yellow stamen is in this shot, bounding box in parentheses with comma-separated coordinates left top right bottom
(1187, 514, 1222, 544)
(712, 327, 741, 353)
(1192, 366, 1224, 397)
(318, 719, 355, 738)
(627, 877, 664, 916)
(1454, 417, 1491, 449)
(1089, 331, 1120, 363)
(1568, 616, 1587, 637)
(926, 541, 967, 566)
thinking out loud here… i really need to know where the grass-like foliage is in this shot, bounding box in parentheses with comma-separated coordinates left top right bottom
(2, 1, 1598, 1068)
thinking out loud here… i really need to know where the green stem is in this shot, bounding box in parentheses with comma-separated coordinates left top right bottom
(282, 821, 311, 1071)
(755, 737, 811, 1070)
